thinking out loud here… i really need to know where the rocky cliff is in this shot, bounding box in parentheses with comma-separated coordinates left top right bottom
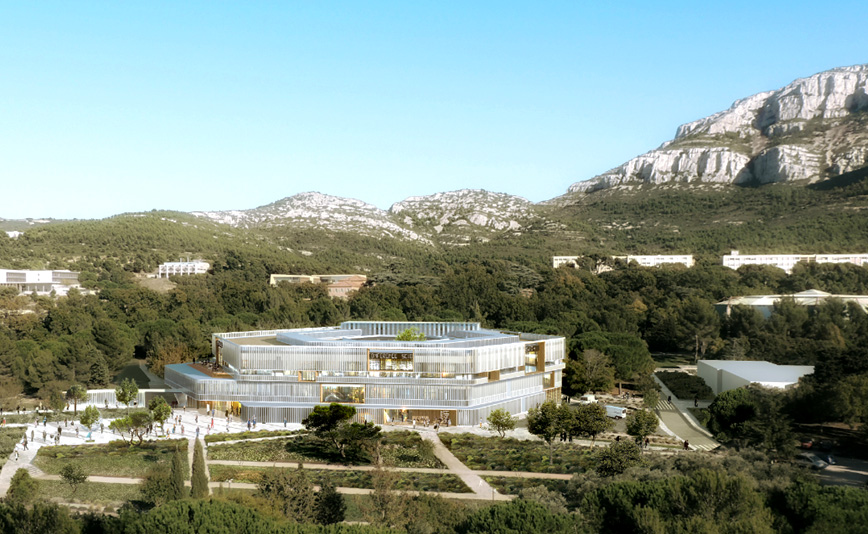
(569, 65, 868, 193)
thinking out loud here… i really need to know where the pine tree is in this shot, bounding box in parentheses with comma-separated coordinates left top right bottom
(169, 444, 188, 500)
(190, 439, 209, 498)
(315, 478, 345, 525)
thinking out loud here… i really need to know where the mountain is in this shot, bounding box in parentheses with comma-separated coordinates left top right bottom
(192, 190, 543, 246)
(567, 65, 868, 194)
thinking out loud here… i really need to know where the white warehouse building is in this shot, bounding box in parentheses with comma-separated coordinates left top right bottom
(722, 250, 868, 274)
(0, 269, 80, 296)
(697, 360, 814, 395)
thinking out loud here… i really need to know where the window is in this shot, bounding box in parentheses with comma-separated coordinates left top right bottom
(321, 384, 365, 404)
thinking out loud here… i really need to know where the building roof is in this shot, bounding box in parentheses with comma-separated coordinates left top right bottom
(716, 289, 868, 311)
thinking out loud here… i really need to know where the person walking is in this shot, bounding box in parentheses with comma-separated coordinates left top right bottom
(283, 417, 287, 428)
(683, 440, 690, 451)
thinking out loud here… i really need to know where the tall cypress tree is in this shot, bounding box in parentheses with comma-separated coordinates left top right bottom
(169, 444, 188, 500)
(190, 439, 209, 498)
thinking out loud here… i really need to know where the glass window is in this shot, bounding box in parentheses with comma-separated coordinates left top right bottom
(299, 371, 316, 382)
(321, 384, 365, 404)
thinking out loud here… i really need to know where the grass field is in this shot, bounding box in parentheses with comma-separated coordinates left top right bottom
(112, 360, 151, 388)
(34, 439, 189, 477)
(655, 371, 715, 400)
(651, 352, 694, 368)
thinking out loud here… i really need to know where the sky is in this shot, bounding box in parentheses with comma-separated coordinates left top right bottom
(1, 1, 866, 220)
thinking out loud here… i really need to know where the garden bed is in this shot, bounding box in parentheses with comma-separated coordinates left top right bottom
(207, 430, 442, 468)
(34, 439, 188, 477)
(483, 476, 571, 496)
(41, 479, 143, 505)
(655, 371, 715, 401)
(204, 429, 301, 443)
(438, 434, 592, 474)
(208, 465, 470, 493)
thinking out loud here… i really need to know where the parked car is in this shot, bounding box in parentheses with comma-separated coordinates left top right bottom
(797, 452, 829, 470)
(799, 437, 814, 449)
(578, 395, 597, 405)
(605, 405, 627, 419)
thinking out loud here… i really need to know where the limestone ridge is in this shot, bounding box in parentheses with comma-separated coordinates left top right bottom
(191, 190, 540, 245)
(569, 65, 868, 193)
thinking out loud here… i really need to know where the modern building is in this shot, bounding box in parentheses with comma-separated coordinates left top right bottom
(269, 274, 367, 299)
(697, 360, 814, 395)
(164, 321, 565, 425)
(157, 260, 210, 278)
(715, 289, 868, 318)
(552, 255, 694, 269)
(0, 269, 80, 295)
(722, 250, 868, 274)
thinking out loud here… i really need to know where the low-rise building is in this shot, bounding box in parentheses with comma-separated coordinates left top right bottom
(157, 260, 210, 278)
(164, 321, 565, 425)
(722, 250, 868, 274)
(697, 360, 814, 395)
(715, 289, 868, 318)
(269, 274, 367, 299)
(0, 269, 80, 296)
(552, 255, 694, 269)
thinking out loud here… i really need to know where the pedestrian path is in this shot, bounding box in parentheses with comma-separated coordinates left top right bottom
(418, 430, 509, 501)
(653, 375, 719, 452)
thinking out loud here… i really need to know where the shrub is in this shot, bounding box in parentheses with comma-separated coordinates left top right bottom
(656, 371, 714, 400)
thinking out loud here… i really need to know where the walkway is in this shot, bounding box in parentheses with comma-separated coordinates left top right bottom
(653, 375, 719, 452)
(418, 431, 507, 500)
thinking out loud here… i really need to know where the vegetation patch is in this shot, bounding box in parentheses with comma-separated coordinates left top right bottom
(207, 430, 442, 468)
(655, 371, 715, 400)
(204, 429, 301, 443)
(34, 439, 188, 477)
(482, 476, 570, 496)
(40, 479, 143, 505)
(438, 433, 593, 474)
(208, 465, 469, 493)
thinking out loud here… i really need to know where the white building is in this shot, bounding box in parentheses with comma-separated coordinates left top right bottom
(157, 260, 210, 278)
(716, 289, 868, 319)
(722, 250, 868, 274)
(697, 360, 814, 395)
(552, 255, 694, 269)
(0, 269, 80, 296)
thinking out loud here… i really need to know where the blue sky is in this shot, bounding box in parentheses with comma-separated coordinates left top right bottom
(1, 2, 865, 219)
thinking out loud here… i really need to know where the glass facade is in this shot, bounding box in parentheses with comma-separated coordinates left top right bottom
(165, 321, 564, 424)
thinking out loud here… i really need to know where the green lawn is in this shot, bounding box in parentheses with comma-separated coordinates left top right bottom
(650, 352, 694, 368)
(40, 479, 143, 505)
(112, 361, 151, 388)
(207, 430, 442, 469)
(655, 371, 715, 400)
(34, 439, 189, 478)
(208, 464, 470, 493)
(439, 434, 593, 474)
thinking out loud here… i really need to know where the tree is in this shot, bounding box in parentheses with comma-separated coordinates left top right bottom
(257, 467, 316, 522)
(59, 463, 87, 495)
(302, 403, 380, 460)
(571, 403, 614, 446)
(365, 466, 409, 530)
(486, 408, 516, 438)
(395, 327, 426, 341)
(114, 377, 139, 413)
(169, 445, 188, 500)
(526, 400, 561, 465)
(517, 485, 568, 515)
(315, 478, 345, 525)
(88, 358, 110, 388)
(48, 387, 65, 412)
(6, 469, 39, 506)
(80, 405, 100, 429)
(563, 349, 615, 399)
(457, 499, 581, 534)
(594, 440, 643, 477)
(190, 439, 209, 498)
(140, 465, 173, 507)
(109, 410, 152, 446)
(575, 332, 654, 394)
(625, 409, 658, 442)
(149, 396, 172, 433)
(147, 340, 194, 378)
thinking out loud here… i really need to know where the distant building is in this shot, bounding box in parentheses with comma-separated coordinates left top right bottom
(157, 260, 210, 278)
(715, 289, 868, 318)
(552, 255, 694, 270)
(697, 360, 814, 395)
(0, 269, 80, 296)
(269, 274, 367, 299)
(722, 250, 868, 274)
(4, 231, 22, 239)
